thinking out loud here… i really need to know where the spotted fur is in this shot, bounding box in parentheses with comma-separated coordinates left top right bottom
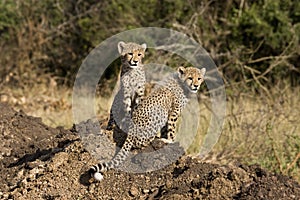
(107, 41, 147, 131)
(90, 66, 206, 180)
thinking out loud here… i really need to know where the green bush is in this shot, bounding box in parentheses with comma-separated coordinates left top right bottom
(0, 0, 299, 87)
(0, 0, 19, 40)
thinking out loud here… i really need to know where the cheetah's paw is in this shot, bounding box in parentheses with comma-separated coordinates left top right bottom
(159, 138, 174, 144)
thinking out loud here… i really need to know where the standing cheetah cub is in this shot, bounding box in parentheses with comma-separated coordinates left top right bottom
(90, 66, 206, 181)
(107, 41, 147, 131)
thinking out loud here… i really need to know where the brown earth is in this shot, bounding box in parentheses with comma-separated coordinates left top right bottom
(0, 103, 299, 200)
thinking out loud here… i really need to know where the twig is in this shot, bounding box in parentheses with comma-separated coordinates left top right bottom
(238, 0, 245, 18)
(244, 64, 271, 97)
(285, 152, 300, 173)
(247, 55, 292, 64)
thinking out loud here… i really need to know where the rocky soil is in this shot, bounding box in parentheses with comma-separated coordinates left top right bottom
(0, 103, 299, 200)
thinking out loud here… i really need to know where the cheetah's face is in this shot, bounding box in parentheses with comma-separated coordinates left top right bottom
(118, 41, 147, 69)
(178, 66, 206, 93)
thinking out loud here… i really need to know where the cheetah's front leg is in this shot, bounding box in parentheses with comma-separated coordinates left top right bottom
(165, 97, 185, 143)
(164, 110, 180, 143)
(134, 85, 145, 108)
(106, 108, 115, 130)
(119, 90, 132, 131)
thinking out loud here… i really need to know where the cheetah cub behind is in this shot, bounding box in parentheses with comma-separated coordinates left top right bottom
(107, 41, 147, 131)
(90, 66, 206, 181)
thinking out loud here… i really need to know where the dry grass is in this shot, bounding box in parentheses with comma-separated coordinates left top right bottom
(1, 81, 299, 182)
(0, 82, 73, 128)
(194, 85, 300, 182)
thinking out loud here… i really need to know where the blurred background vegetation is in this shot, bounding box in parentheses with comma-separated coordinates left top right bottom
(0, 0, 299, 181)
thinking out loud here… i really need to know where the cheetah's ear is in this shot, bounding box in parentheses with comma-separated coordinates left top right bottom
(118, 41, 126, 54)
(141, 43, 147, 51)
(177, 66, 186, 77)
(200, 68, 206, 76)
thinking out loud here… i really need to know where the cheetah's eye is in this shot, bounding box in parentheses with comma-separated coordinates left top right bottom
(198, 77, 201, 81)
(187, 77, 193, 80)
(128, 53, 133, 56)
(138, 53, 142, 56)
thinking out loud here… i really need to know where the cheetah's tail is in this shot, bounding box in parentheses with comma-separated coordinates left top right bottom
(89, 136, 134, 180)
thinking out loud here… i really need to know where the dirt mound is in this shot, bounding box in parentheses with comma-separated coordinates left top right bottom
(0, 103, 299, 200)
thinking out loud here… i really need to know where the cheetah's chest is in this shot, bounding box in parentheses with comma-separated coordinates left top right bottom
(121, 68, 145, 91)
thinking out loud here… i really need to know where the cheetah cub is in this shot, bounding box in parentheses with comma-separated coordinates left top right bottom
(90, 66, 206, 181)
(107, 41, 147, 131)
